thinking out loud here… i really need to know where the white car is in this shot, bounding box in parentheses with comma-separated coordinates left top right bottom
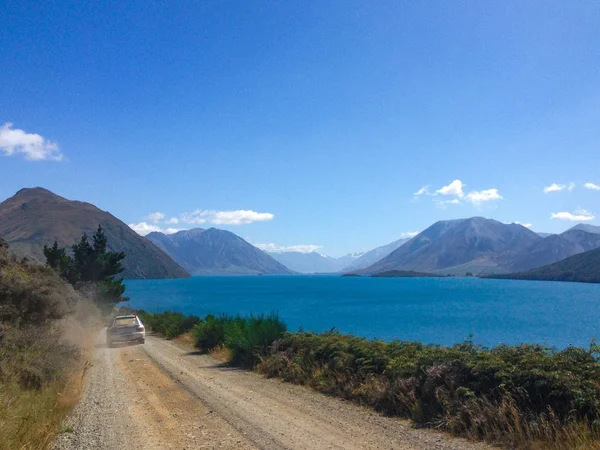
(107, 314, 145, 347)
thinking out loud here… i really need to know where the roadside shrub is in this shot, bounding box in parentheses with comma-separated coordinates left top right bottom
(191, 313, 286, 367)
(138, 310, 201, 339)
(0, 259, 80, 326)
(0, 323, 81, 389)
(194, 314, 228, 351)
(257, 332, 600, 447)
(223, 314, 286, 367)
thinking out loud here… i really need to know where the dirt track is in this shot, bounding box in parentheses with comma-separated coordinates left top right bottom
(55, 331, 492, 449)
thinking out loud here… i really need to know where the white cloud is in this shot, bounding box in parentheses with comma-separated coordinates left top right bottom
(212, 210, 274, 225)
(418, 179, 503, 209)
(551, 209, 595, 222)
(544, 183, 566, 193)
(146, 212, 166, 223)
(584, 182, 600, 191)
(254, 243, 322, 254)
(465, 188, 503, 204)
(128, 222, 182, 236)
(182, 209, 274, 225)
(568, 182, 575, 192)
(514, 221, 533, 228)
(413, 186, 429, 196)
(436, 179, 464, 197)
(165, 217, 179, 224)
(0, 122, 63, 161)
(401, 231, 419, 238)
(180, 213, 207, 225)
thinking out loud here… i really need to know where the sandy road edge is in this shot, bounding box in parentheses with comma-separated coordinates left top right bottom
(141, 335, 493, 450)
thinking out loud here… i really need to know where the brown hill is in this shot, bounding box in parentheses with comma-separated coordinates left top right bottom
(0, 187, 190, 279)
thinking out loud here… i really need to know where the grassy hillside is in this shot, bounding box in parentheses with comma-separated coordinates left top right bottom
(0, 236, 100, 449)
(0, 188, 190, 279)
(491, 247, 600, 283)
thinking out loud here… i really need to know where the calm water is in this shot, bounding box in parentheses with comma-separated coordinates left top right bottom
(125, 275, 600, 349)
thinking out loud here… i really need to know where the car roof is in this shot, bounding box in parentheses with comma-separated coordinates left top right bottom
(115, 314, 137, 319)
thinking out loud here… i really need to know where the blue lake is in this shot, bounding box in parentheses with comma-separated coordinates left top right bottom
(125, 275, 600, 349)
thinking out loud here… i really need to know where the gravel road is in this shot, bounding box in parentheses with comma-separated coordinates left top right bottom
(54, 331, 493, 450)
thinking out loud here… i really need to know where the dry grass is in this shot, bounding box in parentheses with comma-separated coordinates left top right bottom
(172, 332, 233, 363)
(459, 395, 600, 449)
(172, 331, 197, 350)
(0, 302, 101, 450)
(209, 344, 233, 363)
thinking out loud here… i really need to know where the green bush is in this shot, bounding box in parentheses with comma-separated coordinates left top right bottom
(194, 314, 229, 351)
(138, 311, 201, 339)
(223, 314, 286, 367)
(192, 313, 286, 367)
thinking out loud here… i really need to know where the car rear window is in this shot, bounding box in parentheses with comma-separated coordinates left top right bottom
(114, 317, 138, 327)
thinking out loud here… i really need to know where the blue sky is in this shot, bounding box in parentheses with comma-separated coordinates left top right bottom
(1, 1, 599, 257)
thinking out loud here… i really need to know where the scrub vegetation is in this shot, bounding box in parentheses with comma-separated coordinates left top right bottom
(142, 309, 600, 449)
(139, 311, 286, 368)
(0, 231, 121, 449)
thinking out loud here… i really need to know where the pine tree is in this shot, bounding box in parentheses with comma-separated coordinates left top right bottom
(43, 241, 77, 283)
(44, 225, 128, 306)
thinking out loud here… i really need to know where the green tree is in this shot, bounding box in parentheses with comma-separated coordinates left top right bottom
(44, 225, 128, 306)
(43, 241, 76, 283)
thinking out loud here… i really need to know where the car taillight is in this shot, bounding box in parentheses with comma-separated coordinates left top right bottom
(136, 325, 145, 331)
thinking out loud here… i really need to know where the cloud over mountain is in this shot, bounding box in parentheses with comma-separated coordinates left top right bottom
(551, 210, 595, 222)
(436, 179, 464, 197)
(128, 222, 182, 236)
(254, 243, 322, 254)
(181, 209, 274, 225)
(417, 179, 502, 208)
(465, 189, 503, 204)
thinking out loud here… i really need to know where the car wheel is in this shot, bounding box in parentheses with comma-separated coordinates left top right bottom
(139, 338, 145, 345)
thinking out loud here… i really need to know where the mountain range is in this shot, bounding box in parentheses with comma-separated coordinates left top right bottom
(2, 187, 599, 281)
(268, 238, 410, 274)
(342, 238, 410, 273)
(268, 251, 350, 274)
(0, 188, 190, 279)
(359, 218, 600, 276)
(146, 228, 292, 275)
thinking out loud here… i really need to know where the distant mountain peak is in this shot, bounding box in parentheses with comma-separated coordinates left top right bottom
(146, 227, 292, 275)
(570, 224, 600, 234)
(360, 217, 541, 275)
(15, 186, 55, 195)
